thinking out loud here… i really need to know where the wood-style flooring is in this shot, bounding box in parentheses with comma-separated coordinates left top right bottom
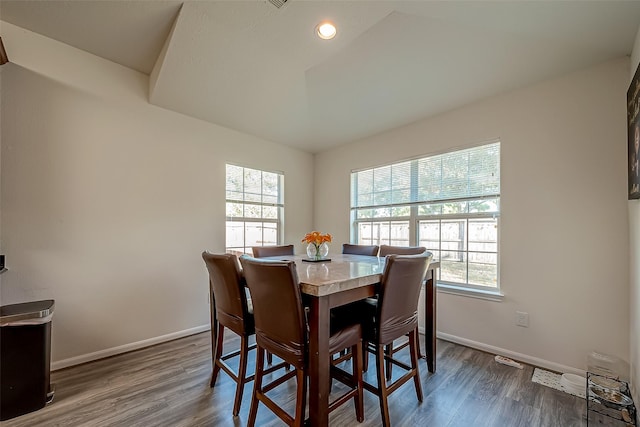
(2, 331, 586, 427)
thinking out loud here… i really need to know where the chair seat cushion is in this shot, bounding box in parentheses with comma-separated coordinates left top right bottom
(329, 323, 362, 354)
(331, 298, 416, 345)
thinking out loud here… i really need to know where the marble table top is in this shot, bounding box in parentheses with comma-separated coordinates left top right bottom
(266, 254, 438, 297)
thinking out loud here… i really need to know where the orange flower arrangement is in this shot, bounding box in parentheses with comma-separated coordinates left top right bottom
(302, 231, 332, 260)
(302, 231, 332, 246)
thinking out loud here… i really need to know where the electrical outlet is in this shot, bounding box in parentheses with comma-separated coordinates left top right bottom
(515, 311, 529, 327)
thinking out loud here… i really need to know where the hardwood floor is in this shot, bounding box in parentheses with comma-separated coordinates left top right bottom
(3, 332, 586, 427)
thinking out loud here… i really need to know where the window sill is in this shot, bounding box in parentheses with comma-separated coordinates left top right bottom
(436, 283, 504, 302)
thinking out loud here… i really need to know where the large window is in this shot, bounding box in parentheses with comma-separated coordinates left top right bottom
(351, 141, 500, 291)
(226, 164, 284, 255)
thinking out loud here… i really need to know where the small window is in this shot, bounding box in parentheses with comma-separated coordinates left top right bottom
(226, 164, 284, 255)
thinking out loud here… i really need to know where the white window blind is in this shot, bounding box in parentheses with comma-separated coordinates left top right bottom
(352, 142, 500, 208)
(351, 141, 500, 291)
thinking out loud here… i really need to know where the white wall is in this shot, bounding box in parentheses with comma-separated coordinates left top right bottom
(0, 23, 314, 368)
(629, 25, 640, 416)
(1, 18, 635, 382)
(316, 57, 631, 373)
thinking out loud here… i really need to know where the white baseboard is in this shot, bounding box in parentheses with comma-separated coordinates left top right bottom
(435, 331, 585, 376)
(51, 324, 210, 371)
(54, 325, 583, 377)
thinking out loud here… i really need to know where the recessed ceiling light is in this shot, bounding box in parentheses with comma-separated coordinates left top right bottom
(316, 21, 336, 40)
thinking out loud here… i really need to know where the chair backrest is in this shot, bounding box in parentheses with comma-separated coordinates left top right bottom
(251, 244, 295, 258)
(342, 243, 379, 256)
(201, 252, 252, 335)
(239, 256, 307, 368)
(378, 245, 426, 257)
(376, 253, 433, 345)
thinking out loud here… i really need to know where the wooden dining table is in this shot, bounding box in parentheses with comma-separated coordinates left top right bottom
(268, 253, 441, 427)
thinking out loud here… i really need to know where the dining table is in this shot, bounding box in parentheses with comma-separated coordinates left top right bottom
(265, 253, 441, 427)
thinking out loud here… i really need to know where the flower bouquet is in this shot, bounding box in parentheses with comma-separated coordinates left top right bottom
(302, 231, 332, 261)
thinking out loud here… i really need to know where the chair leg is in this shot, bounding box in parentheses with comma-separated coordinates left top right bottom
(247, 347, 265, 427)
(353, 341, 364, 422)
(415, 329, 423, 358)
(385, 343, 393, 381)
(233, 335, 250, 416)
(386, 329, 420, 381)
(409, 329, 423, 402)
(375, 343, 392, 427)
(293, 367, 307, 427)
(363, 344, 369, 372)
(210, 323, 225, 387)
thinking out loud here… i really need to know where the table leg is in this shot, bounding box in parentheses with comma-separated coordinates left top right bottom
(308, 296, 330, 426)
(424, 268, 436, 373)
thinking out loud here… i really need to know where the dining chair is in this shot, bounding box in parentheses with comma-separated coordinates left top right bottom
(239, 255, 364, 427)
(201, 252, 287, 416)
(375, 245, 428, 378)
(251, 244, 295, 258)
(359, 253, 433, 427)
(250, 243, 295, 365)
(342, 243, 380, 256)
(378, 245, 426, 257)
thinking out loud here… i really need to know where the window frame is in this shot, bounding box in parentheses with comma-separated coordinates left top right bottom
(350, 141, 501, 296)
(225, 164, 284, 255)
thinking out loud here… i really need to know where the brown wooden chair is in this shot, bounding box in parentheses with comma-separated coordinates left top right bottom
(251, 244, 295, 258)
(239, 255, 364, 427)
(250, 244, 295, 365)
(201, 252, 286, 416)
(342, 243, 379, 256)
(378, 245, 426, 257)
(360, 253, 433, 427)
(376, 245, 428, 378)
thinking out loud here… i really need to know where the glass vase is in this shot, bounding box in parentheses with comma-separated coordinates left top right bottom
(306, 242, 329, 260)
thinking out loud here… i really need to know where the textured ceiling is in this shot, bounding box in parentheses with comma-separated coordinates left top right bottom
(2, 1, 640, 153)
